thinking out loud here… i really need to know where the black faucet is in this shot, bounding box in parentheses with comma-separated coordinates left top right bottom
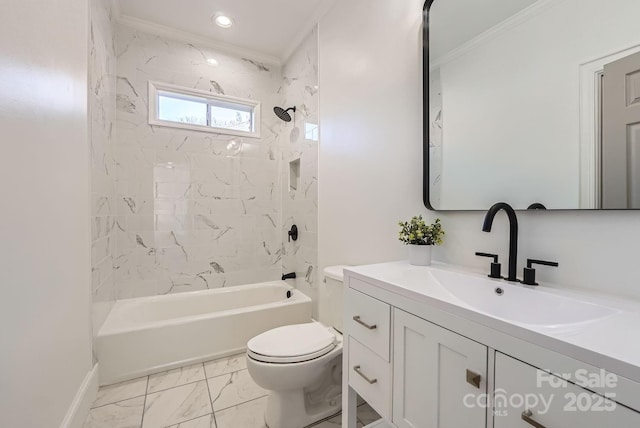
(482, 202, 519, 282)
(527, 203, 547, 210)
(281, 272, 296, 280)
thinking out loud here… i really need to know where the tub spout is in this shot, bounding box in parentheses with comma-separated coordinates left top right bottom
(282, 272, 296, 280)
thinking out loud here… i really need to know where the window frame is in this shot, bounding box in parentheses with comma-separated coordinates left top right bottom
(148, 81, 261, 139)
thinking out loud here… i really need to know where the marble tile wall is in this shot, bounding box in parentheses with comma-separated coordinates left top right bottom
(429, 68, 443, 208)
(113, 25, 286, 298)
(90, 0, 117, 334)
(278, 27, 320, 312)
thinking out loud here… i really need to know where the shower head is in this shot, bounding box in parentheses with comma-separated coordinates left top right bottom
(273, 106, 296, 122)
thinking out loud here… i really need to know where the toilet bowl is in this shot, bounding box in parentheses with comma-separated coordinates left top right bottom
(246, 265, 349, 428)
(247, 322, 342, 428)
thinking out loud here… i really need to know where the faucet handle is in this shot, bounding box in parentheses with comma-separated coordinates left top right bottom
(475, 252, 502, 279)
(522, 259, 559, 286)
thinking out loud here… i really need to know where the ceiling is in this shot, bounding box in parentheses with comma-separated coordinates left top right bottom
(116, 0, 334, 65)
(429, 0, 540, 60)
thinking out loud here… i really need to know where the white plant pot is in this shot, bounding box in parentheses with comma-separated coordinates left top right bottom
(408, 245, 432, 266)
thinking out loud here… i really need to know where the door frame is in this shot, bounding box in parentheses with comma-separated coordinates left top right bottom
(579, 44, 640, 209)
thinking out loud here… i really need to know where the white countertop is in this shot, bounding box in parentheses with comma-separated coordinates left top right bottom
(345, 261, 640, 383)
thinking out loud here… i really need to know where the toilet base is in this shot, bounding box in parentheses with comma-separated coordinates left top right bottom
(264, 387, 342, 428)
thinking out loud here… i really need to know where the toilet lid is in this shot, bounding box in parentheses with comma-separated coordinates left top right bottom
(247, 322, 337, 363)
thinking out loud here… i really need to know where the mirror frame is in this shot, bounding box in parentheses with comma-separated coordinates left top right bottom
(422, 0, 435, 210)
(421, 0, 628, 212)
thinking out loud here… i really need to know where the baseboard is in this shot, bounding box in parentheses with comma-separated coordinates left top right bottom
(60, 364, 99, 428)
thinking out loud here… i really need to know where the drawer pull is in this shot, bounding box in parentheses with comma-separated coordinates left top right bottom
(353, 365, 378, 384)
(521, 410, 546, 428)
(466, 369, 481, 389)
(353, 315, 377, 330)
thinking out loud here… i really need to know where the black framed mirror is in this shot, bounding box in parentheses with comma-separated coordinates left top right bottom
(424, 0, 640, 211)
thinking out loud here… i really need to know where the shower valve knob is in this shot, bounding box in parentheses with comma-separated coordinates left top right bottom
(288, 225, 298, 242)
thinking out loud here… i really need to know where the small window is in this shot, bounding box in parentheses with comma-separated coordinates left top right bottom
(148, 81, 261, 138)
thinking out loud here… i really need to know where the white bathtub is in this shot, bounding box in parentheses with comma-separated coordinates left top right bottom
(96, 281, 312, 385)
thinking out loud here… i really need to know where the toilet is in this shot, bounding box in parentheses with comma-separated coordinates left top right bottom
(246, 265, 348, 428)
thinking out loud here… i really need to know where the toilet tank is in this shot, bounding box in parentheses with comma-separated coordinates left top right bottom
(323, 265, 349, 333)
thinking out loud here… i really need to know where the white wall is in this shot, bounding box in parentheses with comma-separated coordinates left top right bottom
(0, 0, 93, 426)
(434, 210, 640, 301)
(318, 0, 640, 323)
(317, 0, 425, 323)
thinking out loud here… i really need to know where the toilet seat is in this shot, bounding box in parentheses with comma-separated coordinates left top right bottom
(247, 322, 337, 364)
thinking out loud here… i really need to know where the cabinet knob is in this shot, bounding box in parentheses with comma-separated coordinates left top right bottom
(466, 369, 481, 389)
(352, 315, 377, 330)
(521, 409, 546, 428)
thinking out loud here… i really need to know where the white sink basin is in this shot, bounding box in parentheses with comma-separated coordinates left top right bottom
(428, 268, 619, 328)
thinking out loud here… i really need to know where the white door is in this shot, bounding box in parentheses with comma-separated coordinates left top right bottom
(392, 309, 487, 428)
(494, 352, 640, 427)
(602, 51, 640, 208)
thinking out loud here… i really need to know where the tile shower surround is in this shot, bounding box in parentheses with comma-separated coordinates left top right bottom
(84, 354, 380, 428)
(279, 28, 320, 303)
(109, 24, 319, 299)
(90, 0, 118, 333)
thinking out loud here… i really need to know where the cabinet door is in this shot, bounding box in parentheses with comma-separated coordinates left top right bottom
(393, 309, 488, 428)
(494, 352, 640, 428)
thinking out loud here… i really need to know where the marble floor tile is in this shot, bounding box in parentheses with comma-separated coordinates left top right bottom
(214, 397, 268, 428)
(166, 413, 216, 428)
(203, 353, 247, 378)
(84, 396, 144, 428)
(92, 377, 148, 408)
(357, 403, 381, 426)
(147, 363, 206, 394)
(142, 380, 212, 428)
(207, 369, 268, 411)
(311, 412, 366, 428)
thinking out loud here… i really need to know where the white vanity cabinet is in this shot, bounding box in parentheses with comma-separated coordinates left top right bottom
(393, 309, 487, 428)
(494, 353, 640, 428)
(342, 264, 640, 428)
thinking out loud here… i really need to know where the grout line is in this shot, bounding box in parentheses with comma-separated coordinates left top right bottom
(212, 408, 219, 428)
(89, 393, 147, 410)
(139, 376, 149, 428)
(145, 364, 208, 395)
(166, 412, 216, 427)
(213, 394, 268, 414)
(203, 357, 247, 380)
(205, 366, 249, 382)
(204, 363, 215, 416)
(212, 393, 269, 413)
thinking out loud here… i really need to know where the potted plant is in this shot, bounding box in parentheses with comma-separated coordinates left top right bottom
(398, 216, 444, 266)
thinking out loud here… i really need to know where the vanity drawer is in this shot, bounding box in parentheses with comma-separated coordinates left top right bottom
(346, 288, 391, 361)
(348, 337, 391, 419)
(494, 353, 640, 427)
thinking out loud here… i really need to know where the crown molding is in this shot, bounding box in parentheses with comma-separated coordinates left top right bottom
(430, 0, 564, 70)
(116, 13, 282, 67)
(281, 0, 336, 65)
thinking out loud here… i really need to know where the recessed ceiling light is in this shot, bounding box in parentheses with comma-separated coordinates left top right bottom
(207, 58, 219, 66)
(215, 14, 233, 28)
